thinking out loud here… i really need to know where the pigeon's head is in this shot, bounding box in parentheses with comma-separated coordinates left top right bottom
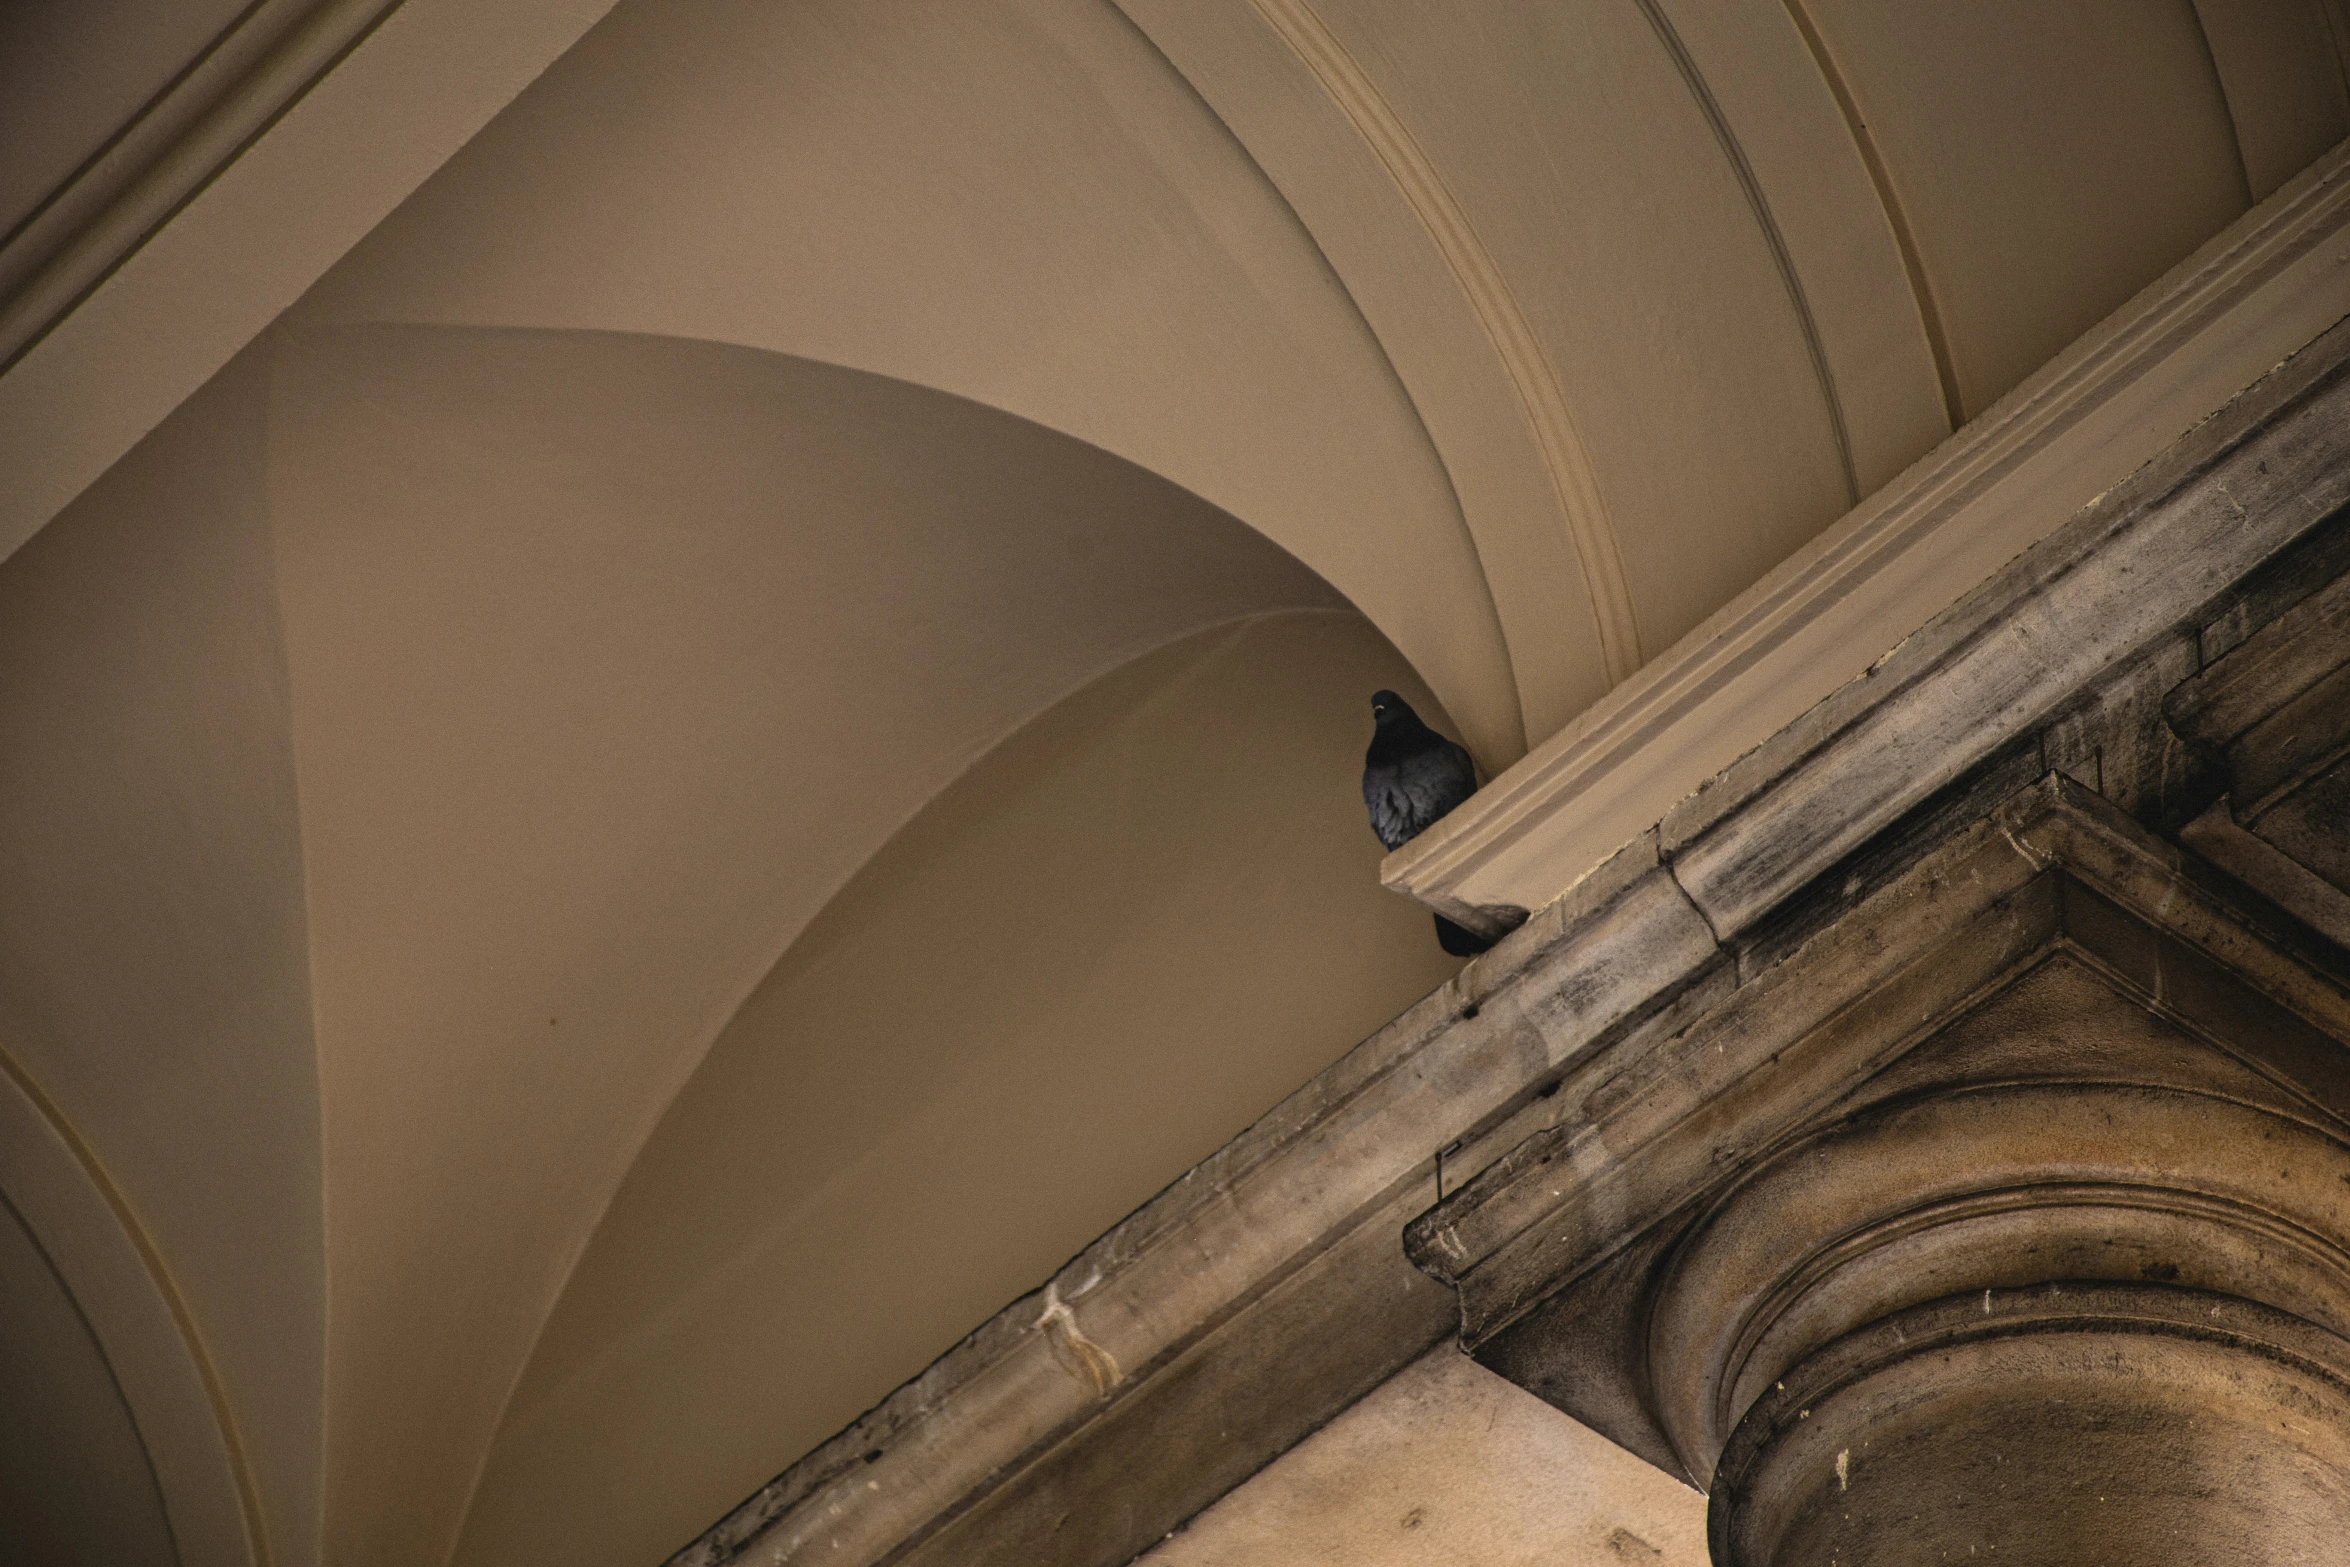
(1370, 690, 1412, 727)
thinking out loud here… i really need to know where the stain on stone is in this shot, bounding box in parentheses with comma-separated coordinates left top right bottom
(1605, 1525, 1664, 1560)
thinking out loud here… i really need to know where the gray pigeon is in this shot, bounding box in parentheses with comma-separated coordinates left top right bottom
(1361, 690, 1493, 955)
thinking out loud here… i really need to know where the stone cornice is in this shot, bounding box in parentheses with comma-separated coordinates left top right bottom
(1386, 139, 2350, 938)
(1407, 773, 2350, 1322)
(675, 303, 2350, 1567)
(1658, 278, 2350, 938)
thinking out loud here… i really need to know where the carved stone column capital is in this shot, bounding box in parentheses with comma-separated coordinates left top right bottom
(1408, 774, 2350, 1561)
(1711, 1283, 2350, 1564)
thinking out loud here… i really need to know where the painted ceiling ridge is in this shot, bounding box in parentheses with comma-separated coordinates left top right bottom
(2182, 2, 2259, 203)
(1246, 0, 1644, 686)
(1634, 0, 1859, 507)
(1776, 0, 1964, 428)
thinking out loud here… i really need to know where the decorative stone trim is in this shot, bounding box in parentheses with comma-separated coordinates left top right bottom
(1400, 327, 2350, 1555)
(1409, 775, 2350, 1473)
(1385, 141, 2350, 934)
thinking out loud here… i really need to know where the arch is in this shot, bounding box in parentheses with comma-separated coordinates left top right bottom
(0, 1047, 255, 1567)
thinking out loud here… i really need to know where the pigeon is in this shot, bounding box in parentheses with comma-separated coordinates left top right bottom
(1361, 690, 1495, 956)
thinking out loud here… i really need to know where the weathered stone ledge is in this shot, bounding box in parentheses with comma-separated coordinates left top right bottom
(1386, 139, 2350, 931)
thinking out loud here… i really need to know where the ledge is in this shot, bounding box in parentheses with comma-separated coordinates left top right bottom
(1385, 138, 2350, 932)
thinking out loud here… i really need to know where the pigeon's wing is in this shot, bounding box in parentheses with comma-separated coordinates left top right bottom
(1363, 763, 1423, 851)
(1366, 740, 1477, 851)
(1396, 740, 1478, 822)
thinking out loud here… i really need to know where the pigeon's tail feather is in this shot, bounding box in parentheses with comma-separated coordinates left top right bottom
(1434, 913, 1495, 957)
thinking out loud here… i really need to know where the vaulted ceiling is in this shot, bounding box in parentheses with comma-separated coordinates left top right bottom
(1, 3, 2342, 1566)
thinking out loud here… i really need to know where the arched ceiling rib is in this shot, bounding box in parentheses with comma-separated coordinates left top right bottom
(1801, 0, 2254, 419)
(0, 1191, 178, 1567)
(2196, 0, 2350, 200)
(1241, 0, 1645, 688)
(1137, 0, 1888, 683)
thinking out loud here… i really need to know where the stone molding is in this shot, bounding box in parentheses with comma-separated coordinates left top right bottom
(675, 278, 2350, 1566)
(0, 0, 401, 375)
(1386, 138, 2350, 938)
(1399, 335, 2350, 1555)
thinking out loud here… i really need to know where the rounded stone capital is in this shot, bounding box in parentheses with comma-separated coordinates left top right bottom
(1708, 1283, 2350, 1566)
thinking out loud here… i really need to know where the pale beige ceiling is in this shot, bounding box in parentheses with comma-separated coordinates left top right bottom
(288, 0, 1529, 765)
(451, 608, 1462, 1567)
(270, 323, 1438, 1567)
(0, 2, 2344, 1566)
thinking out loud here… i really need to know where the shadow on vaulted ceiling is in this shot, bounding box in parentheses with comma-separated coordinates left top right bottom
(0, 319, 1465, 1567)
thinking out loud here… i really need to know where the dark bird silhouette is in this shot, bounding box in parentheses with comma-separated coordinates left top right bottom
(1362, 690, 1494, 956)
